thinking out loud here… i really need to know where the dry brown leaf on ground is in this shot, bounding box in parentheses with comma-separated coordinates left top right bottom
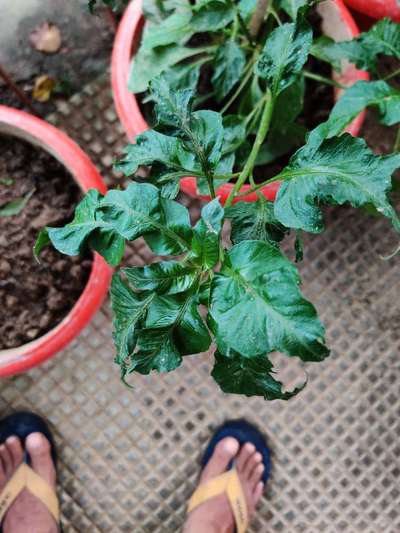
(29, 22, 61, 53)
(32, 75, 56, 102)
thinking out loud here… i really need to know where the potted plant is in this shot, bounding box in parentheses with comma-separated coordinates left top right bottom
(110, 0, 368, 197)
(36, 1, 400, 400)
(0, 106, 112, 378)
(344, 0, 400, 23)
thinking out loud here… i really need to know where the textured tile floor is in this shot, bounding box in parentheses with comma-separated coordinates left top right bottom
(1, 77, 400, 532)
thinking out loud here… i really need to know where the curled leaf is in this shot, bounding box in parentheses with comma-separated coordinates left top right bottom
(0, 189, 35, 217)
(29, 22, 61, 54)
(32, 75, 56, 102)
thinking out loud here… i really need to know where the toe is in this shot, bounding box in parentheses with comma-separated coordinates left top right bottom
(0, 443, 13, 477)
(5, 437, 24, 469)
(201, 437, 239, 482)
(253, 481, 264, 506)
(235, 442, 255, 472)
(25, 433, 56, 487)
(244, 451, 262, 479)
(250, 463, 265, 492)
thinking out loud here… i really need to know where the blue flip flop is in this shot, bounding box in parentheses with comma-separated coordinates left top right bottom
(0, 412, 59, 531)
(188, 419, 271, 533)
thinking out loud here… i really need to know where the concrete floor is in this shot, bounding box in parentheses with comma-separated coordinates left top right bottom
(0, 0, 113, 112)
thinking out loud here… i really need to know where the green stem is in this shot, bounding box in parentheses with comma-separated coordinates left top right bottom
(303, 70, 345, 90)
(236, 175, 282, 197)
(383, 66, 400, 81)
(268, 6, 282, 25)
(221, 57, 256, 114)
(237, 11, 256, 46)
(244, 93, 268, 126)
(394, 125, 400, 152)
(225, 89, 274, 207)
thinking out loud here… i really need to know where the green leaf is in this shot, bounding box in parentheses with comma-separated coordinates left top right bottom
(129, 328, 182, 374)
(222, 115, 247, 155)
(39, 189, 125, 266)
(279, 0, 309, 20)
(256, 123, 306, 165)
(123, 260, 197, 294)
(98, 182, 160, 240)
(145, 290, 211, 354)
(272, 76, 305, 132)
(227, 197, 288, 245)
(0, 178, 14, 186)
(144, 197, 193, 255)
(110, 273, 154, 365)
(98, 184, 192, 255)
(311, 80, 400, 144)
(161, 61, 201, 92)
(212, 348, 304, 400)
(310, 36, 343, 72)
(212, 40, 246, 101)
(141, 11, 193, 50)
(294, 231, 304, 262)
(238, 0, 256, 17)
(143, 0, 170, 23)
(192, 198, 224, 268)
(33, 228, 51, 259)
(149, 75, 194, 128)
(210, 240, 329, 362)
(115, 130, 195, 176)
(255, 16, 312, 95)
(333, 18, 400, 72)
(190, 110, 225, 170)
(128, 44, 209, 93)
(0, 188, 34, 217)
(191, 0, 236, 32)
(274, 134, 400, 233)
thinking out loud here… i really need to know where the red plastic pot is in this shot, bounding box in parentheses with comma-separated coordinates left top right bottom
(343, 0, 400, 22)
(0, 106, 113, 378)
(112, 0, 368, 204)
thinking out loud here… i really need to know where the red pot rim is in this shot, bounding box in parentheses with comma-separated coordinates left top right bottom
(0, 105, 113, 378)
(111, 0, 369, 204)
(343, 0, 400, 22)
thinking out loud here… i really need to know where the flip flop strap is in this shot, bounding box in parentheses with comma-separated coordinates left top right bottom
(187, 469, 248, 533)
(0, 463, 59, 524)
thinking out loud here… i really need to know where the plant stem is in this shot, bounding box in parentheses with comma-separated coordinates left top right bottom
(383, 66, 400, 81)
(0, 63, 37, 115)
(394, 125, 400, 152)
(303, 70, 346, 89)
(225, 89, 274, 207)
(236, 175, 281, 197)
(249, 0, 269, 38)
(237, 12, 256, 46)
(221, 56, 256, 114)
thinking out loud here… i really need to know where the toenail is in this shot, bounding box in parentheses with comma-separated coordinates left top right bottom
(224, 438, 239, 453)
(6, 436, 17, 444)
(26, 432, 48, 450)
(257, 464, 264, 473)
(254, 453, 262, 462)
(245, 443, 255, 453)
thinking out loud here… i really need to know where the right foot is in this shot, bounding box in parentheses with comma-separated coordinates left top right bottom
(0, 432, 58, 533)
(183, 437, 265, 533)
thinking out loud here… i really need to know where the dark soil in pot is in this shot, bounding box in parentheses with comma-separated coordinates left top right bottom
(0, 135, 92, 350)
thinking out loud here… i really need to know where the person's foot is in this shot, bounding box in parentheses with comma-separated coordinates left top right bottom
(183, 437, 265, 533)
(0, 433, 58, 533)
